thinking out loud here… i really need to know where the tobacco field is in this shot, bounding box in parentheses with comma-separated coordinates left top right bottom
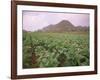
(23, 32, 89, 68)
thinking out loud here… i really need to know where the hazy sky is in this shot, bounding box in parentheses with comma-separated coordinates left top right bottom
(23, 11, 89, 31)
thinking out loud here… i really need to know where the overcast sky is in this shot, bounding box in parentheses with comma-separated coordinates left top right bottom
(23, 11, 89, 31)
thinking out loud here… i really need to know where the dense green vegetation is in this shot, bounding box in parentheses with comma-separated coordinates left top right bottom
(23, 32, 89, 68)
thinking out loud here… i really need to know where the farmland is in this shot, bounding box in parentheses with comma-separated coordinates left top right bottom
(23, 31, 89, 68)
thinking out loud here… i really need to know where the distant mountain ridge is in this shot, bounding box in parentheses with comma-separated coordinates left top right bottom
(37, 20, 89, 32)
(24, 20, 89, 32)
